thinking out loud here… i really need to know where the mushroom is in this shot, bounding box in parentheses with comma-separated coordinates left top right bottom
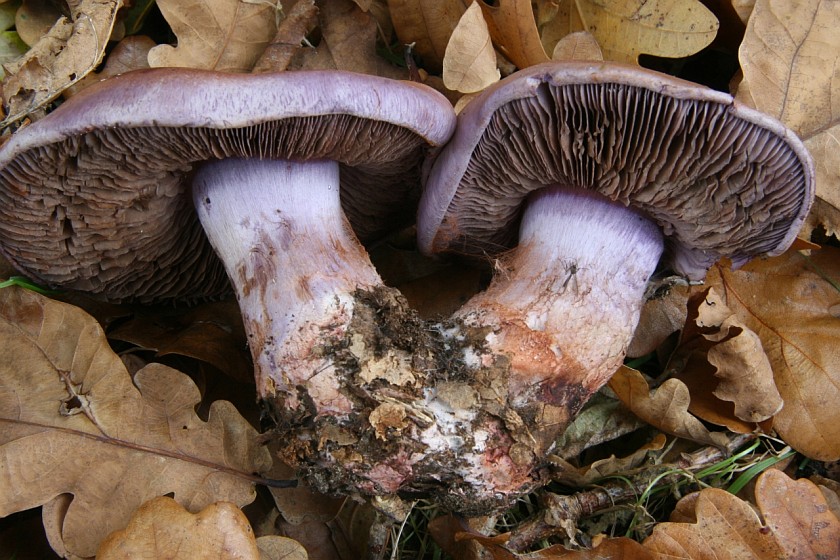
(417, 61, 815, 501)
(0, 68, 464, 497)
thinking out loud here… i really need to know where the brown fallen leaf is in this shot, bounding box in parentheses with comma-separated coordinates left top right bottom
(627, 281, 690, 358)
(541, 0, 719, 64)
(735, 0, 840, 236)
(731, 0, 755, 23)
(667, 287, 782, 427)
(290, 0, 404, 78)
(428, 514, 515, 560)
(256, 535, 309, 560)
(550, 31, 603, 61)
(64, 34, 153, 96)
(550, 433, 667, 487)
(477, 0, 550, 68)
(704, 248, 840, 460)
(1, 0, 123, 125)
(757, 469, 840, 559)
(386, 0, 466, 73)
(553, 392, 646, 460)
(530, 538, 656, 559)
(97, 497, 306, 559)
(252, 0, 318, 73)
(442, 1, 499, 93)
(644, 469, 840, 559)
(98, 497, 258, 559)
(538, 0, 582, 57)
(608, 366, 730, 448)
(107, 299, 252, 384)
(148, 0, 277, 72)
(0, 287, 272, 558)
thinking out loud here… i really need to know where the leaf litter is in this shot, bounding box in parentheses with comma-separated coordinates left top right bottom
(0, 0, 839, 557)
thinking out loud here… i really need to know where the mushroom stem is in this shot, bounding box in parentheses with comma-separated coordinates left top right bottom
(192, 158, 382, 414)
(454, 187, 664, 447)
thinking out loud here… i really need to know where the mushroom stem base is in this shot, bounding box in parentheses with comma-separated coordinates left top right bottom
(192, 158, 383, 412)
(455, 187, 665, 451)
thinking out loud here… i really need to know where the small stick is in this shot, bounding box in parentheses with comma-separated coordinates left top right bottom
(505, 432, 757, 552)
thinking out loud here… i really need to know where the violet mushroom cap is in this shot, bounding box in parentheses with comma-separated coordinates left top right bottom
(0, 68, 461, 492)
(0, 68, 454, 302)
(417, 61, 814, 500)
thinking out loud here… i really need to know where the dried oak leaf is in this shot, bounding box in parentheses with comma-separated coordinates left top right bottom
(530, 538, 655, 559)
(667, 287, 782, 429)
(643, 469, 840, 559)
(539, 0, 718, 65)
(97, 497, 306, 560)
(477, 0, 550, 68)
(386, 0, 466, 74)
(608, 366, 730, 448)
(442, 1, 499, 93)
(252, 0, 318, 73)
(552, 392, 646, 461)
(550, 433, 667, 487)
(1, 0, 122, 125)
(627, 281, 690, 358)
(703, 248, 840, 460)
(735, 0, 840, 236)
(148, 0, 277, 72)
(107, 299, 252, 384)
(0, 287, 272, 559)
(550, 31, 603, 62)
(64, 35, 153, 96)
(290, 0, 404, 78)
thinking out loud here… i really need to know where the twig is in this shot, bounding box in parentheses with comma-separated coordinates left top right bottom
(505, 432, 757, 552)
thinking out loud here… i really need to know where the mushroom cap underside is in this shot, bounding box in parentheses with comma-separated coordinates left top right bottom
(0, 68, 456, 302)
(418, 61, 815, 280)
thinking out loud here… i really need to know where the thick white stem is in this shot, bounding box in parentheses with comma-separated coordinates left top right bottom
(192, 158, 382, 415)
(457, 187, 664, 414)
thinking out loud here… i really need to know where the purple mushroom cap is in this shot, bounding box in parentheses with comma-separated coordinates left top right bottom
(418, 61, 814, 279)
(0, 68, 455, 302)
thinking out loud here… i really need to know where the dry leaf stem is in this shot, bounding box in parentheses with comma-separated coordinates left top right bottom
(505, 432, 757, 551)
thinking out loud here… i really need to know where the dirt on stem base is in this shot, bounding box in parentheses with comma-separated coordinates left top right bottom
(264, 285, 577, 516)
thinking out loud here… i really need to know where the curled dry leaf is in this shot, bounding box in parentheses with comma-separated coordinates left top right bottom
(148, 0, 277, 72)
(644, 469, 840, 559)
(736, 0, 840, 236)
(107, 299, 252, 383)
(1, 0, 122, 125)
(290, 0, 405, 78)
(64, 34, 153, 97)
(0, 287, 272, 558)
(553, 393, 646, 460)
(477, 0, 550, 68)
(542, 0, 718, 64)
(252, 0, 318, 73)
(608, 366, 730, 448)
(627, 281, 690, 358)
(442, 1, 499, 93)
(667, 287, 782, 427)
(550, 433, 667, 487)
(704, 248, 840, 460)
(386, 0, 466, 73)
